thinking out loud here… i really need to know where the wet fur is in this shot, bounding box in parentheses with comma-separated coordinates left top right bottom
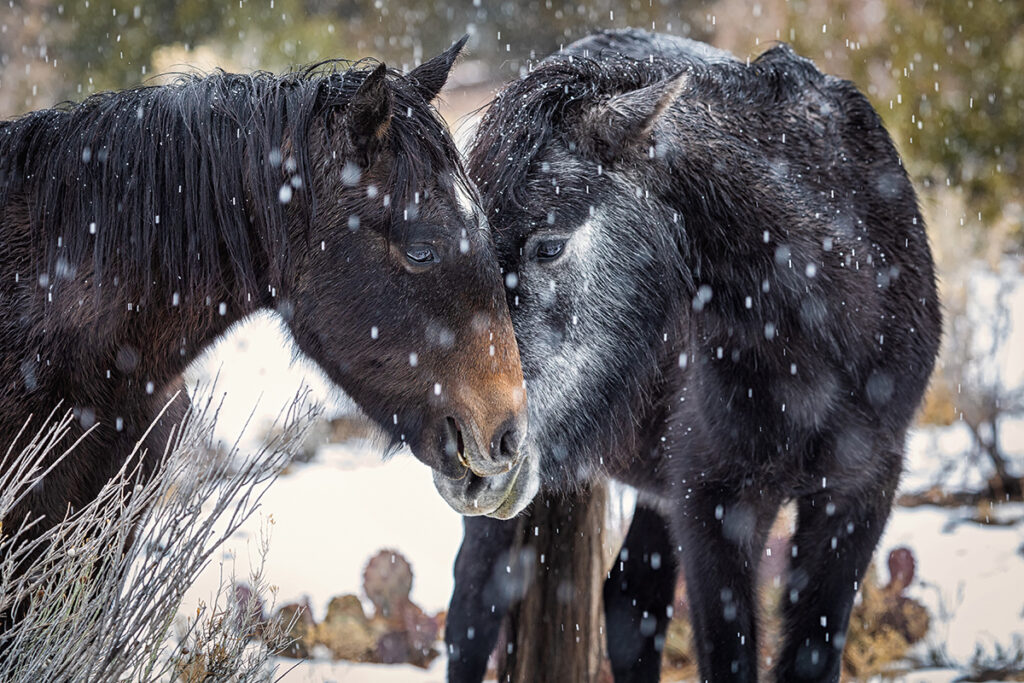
(449, 29, 941, 683)
(0, 41, 525, 623)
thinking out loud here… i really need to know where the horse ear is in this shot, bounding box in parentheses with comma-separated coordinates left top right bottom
(579, 71, 688, 163)
(408, 35, 469, 101)
(344, 63, 393, 167)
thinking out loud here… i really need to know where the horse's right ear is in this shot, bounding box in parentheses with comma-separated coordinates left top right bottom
(407, 35, 469, 102)
(578, 71, 688, 164)
(344, 63, 394, 167)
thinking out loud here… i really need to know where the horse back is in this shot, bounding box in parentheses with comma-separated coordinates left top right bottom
(563, 28, 737, 65)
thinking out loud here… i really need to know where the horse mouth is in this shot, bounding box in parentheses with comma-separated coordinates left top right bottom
(444, 416, 517, 478)
(484, 456, 537, 519)
(431, 453, 539, 519)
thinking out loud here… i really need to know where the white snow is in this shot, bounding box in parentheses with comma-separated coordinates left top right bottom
(176, 427, 1024, 681)
(879, 504, 1024, 665)
(180, 445, 464, 622)
(273, 656, 448, 682)
(184, 311, 350, 447)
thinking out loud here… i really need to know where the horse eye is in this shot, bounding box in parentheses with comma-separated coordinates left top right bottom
(405, 244, 438, 265)
(535, 239, 566, 262)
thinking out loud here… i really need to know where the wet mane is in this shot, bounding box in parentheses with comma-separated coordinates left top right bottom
(0, 60, 465, 297)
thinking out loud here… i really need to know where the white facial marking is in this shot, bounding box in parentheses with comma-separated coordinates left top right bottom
(520, 215, 603, 430)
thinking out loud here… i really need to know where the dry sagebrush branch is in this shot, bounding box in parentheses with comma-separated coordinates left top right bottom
(0, 386, 320, 682)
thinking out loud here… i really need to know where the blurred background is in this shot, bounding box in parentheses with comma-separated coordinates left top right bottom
(1, 1, 1022, 681)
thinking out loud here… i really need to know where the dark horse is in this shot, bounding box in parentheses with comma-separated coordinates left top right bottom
(0, 38, 531, 610)
(446, 29, 941, 683)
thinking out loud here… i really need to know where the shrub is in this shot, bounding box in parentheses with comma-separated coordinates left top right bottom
(0, 388, 318, 682)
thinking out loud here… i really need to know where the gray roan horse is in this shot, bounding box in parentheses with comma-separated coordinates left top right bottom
(0, 38, 530, 627)
(446, 29, 941, 683)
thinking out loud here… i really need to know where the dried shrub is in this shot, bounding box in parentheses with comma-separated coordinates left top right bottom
(172, 526, 300, 682)
(275, 600, 317, 660)
(842, 549, 930, 680)
(961, 637, 1024, 682)
(0, 389, 318, 681)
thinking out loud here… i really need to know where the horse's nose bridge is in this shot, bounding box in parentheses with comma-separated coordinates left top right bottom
(454, 372, 526, 429)
(450, 311, 527, 460)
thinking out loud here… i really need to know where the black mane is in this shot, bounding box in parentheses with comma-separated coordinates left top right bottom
(0, 60, 465, 298)
(468, 43, 825, 217)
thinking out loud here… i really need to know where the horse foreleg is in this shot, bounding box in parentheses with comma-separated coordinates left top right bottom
(604, 500, 677, 683)
(446, 514, 519, 683)
(774, 445, 900, 683)
(670, 482, 779, 683)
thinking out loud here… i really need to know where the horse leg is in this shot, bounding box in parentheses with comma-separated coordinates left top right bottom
(604, 500, 677, 683)
(670, 483, 779, 683)
(446, 514, 519, 683)
(774, 443, 900, 683)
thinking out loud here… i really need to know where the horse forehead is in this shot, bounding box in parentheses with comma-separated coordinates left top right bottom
(536, 141, 590, 174)
(452, 181, 490, 232)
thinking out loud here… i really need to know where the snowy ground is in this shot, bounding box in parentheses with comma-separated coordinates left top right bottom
(881, 504, 1024, 667)
(178, 438, 1024, 682)
(181, 445, 464, 622)
(274, 657, 448, 683)
(175, 267, 1024, 682)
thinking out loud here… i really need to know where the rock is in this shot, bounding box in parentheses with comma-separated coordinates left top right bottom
(363, 549, 414, 621)
(317, 594, 376, 662)
(274, 599, 316, 659)
(360, 549, 442, 667)
(662, 614, 696, 672)
(326, 414, 378, 443)
(434, 609, 446, 638)
(374, 601, 440, 668)
(886, 546, 916, 594)
(231, 583, 266, 637)
(986, 474, 1024, 502)
(882, 547, 930, 645)
(326, 593, 368, 622)
(843, 548, 931, 678)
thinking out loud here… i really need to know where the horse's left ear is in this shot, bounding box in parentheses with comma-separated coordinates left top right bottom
(579, 71, 688, 163)
(408, 35, 470, 101)
(344, 63, 394, 167)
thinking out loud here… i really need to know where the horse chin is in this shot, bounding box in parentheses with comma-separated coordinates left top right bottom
(431, 453, 540, 519)
(484, 455, 540, 519)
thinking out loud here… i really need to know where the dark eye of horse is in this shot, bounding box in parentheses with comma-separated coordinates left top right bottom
(535, 239, 566, 262)
(405, 244, 438, 265)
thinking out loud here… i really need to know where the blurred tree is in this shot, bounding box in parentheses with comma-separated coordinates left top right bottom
(2, 0, 714, 109)
(864, 0, 1024, 243)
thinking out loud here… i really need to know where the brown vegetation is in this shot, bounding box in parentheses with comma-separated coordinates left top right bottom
(273, 549, 442, 668)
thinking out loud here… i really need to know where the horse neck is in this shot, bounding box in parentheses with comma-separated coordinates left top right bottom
(101, 183, 297, 385)
(131, 278, 275, 381)
(35, 267, 272, 400)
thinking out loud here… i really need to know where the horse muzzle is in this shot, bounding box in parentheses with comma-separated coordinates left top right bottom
(432, 450, 540, 519)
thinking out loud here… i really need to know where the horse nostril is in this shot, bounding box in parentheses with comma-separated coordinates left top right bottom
(493, 421, 522, 467)
(499, 430, 516, 461)
(444, 416, 468, 468)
